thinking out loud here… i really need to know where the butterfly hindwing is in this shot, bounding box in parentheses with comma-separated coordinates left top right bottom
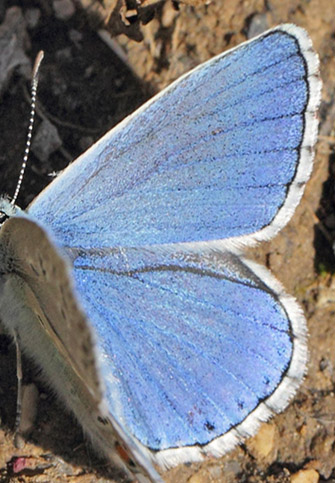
(68, 244, 307, 467)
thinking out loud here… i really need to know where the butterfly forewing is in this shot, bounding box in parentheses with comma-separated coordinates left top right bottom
(28, 25, 319, 250)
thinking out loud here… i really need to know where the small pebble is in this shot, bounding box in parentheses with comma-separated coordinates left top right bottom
(31, 119, 62, 162)
(53, 0, 75, 21)
(68, 29, 82, 47)
(188, 470, 209, 483)
(246, 423, 277, 461)
(12, 456, 28, 473)
(290, 469, 319, 483)
(247, 13, 269, 39)
(161, 2, 178, 28)
(24, 8, 41, 29)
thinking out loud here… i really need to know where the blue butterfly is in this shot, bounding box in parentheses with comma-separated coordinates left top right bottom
(0, 24, 321, 482)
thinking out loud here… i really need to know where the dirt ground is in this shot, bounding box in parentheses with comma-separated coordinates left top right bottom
(0, 0, 335, 482)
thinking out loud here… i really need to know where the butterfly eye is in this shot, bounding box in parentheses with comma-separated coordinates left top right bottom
(0, 212, 8, 224)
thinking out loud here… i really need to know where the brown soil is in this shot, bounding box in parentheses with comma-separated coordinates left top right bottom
(0, 0, 335, 482)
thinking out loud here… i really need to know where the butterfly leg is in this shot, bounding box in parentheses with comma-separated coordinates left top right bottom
(12, 331, 39, 449)
(13, 330, 23, 439)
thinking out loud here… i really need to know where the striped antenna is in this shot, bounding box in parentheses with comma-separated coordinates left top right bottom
(11, 50, 44, 205)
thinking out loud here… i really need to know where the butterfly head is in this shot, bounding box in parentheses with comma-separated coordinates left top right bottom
(0, 197, 23, 225)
